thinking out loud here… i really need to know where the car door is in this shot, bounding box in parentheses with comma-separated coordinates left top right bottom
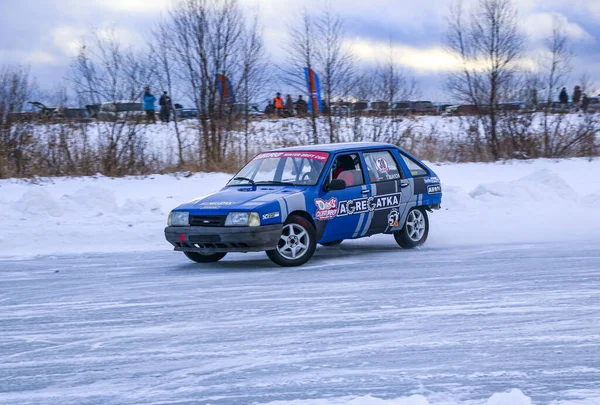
(357, 149, 412, 235)
(314, 153, 370, 241)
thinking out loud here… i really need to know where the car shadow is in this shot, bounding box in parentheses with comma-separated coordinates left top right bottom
(170, 241, 426, 274)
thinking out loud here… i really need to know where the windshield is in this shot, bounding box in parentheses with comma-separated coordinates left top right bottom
(228, 151, 329, 186)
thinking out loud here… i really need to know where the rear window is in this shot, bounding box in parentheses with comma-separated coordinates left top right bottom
(399, 153, 429, 177)
(589, 98, 599, 105)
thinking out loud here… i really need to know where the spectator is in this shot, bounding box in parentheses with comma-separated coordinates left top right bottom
(264, 100, 275, 116)
(143, 87, 157, 124)
(559, 87, 568, 105)
(295, 95, 308, 116)
(573, 86, 582, 111)
(159, 91, 172, 123)
(274, 93, 284, 117)
(285, 94, 294, 117)
(582, 94, 590, 113)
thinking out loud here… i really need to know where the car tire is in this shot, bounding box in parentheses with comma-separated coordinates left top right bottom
(266, 215, 317, 267)
(184, 252, 227, 263)
(394, 207, 429, 249)
(320, 240, 343, 246)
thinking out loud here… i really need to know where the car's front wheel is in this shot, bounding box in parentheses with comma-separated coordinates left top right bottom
(394, 207, 429, 248)
(184, 252, 227, 263)
(267, 215, 316, 267)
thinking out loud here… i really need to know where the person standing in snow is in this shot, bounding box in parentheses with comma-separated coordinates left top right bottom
(582, 94, 590, 113)
(572, 86, 582, 111)
(274, 93, 284, 117)
(285, 94, 294, 117)
(264, 100, 275, 116)
(295, 95, 308, 117)
(559, 87, 568, 105)
(159, 91, 172, 123)
(143, 87, 157, 124)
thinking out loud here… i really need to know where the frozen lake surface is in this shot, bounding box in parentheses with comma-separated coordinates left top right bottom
(1, 240, 600, 404)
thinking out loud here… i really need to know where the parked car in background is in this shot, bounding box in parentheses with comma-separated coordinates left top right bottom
(391, 101, 411, 116)
(370, 101, 389, 115)
(231, 103, 264, 117)
(175, 107, 200, 120)
(97, 101, 144, 121)
(585, 97, 600, 113)
(538, 102, 570, 114)
(411, 101, 437, 115)
(351, 101, 370, 115)
(60, 107, 91, 121)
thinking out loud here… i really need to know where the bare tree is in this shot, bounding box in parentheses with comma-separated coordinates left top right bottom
(166, 0, 244, 169)
(237, 10, 270, 161)
(543, 16, 572, 105)
(151, 19, 186, 168)
(539, 17, 572, 157)
(69, 29, 155, 175)
(375, 38, 419, 107)
(445, 0, 524, 160)
(0, 64, 35, 177)
(282, 11, 319, 143)
(315, 3, 355, 142)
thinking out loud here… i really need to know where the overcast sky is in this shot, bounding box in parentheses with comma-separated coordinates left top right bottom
(1, 0, 599, 101)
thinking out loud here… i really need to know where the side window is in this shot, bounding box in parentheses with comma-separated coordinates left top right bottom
(363, 150, 403, 183)
(328, 153, 365, 187)
(399, 153, 429, 177)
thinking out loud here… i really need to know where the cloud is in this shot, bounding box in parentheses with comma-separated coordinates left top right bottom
(93, 0, 167, 13)
(51, 26, 87, 57)
(523, 12, 594, 42)
(0, 49, 61, 65)
(348, 38, 537, 74)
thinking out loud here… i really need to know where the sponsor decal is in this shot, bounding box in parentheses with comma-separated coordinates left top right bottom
(385, 173, 401, 180)
(315, 197, 338, 220)
(262, 212, 280, 220)
(198, 201, 235, 206)
(338, 192, 401, 217)
(253, 151, 329, 162)
(424, 177, 441, 184)
(387, 209, 400, 227)
(375, 157, 390, 173)
(427, 185, 442, 194)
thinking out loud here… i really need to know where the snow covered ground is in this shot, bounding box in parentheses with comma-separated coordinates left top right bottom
(1, 243, 600, 404)
(1, 158, 599, 258)
(1, 158, 600, 404)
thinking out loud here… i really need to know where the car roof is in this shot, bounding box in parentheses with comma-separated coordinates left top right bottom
(272, 142, 400, 153)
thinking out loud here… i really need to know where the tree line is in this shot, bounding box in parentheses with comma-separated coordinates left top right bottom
(0, 0, 598, 179)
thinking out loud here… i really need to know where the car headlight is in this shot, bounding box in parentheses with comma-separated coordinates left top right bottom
(225, 212, 261, 227)
(168, 211, 189, 226)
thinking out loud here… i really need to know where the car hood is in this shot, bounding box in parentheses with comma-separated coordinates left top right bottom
(175, 185, 308, 214)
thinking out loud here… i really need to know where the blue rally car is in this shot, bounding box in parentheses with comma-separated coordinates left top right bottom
(165, 142, 442, 267)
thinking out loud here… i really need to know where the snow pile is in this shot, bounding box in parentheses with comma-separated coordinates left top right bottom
(0, 158, 599, 258)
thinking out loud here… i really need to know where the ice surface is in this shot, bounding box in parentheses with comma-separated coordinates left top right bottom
(1, 244, 600, 404)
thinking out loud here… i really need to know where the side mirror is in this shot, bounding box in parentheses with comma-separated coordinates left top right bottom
(327, 179, 346, 191)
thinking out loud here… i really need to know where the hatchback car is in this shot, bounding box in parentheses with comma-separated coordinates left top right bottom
(165, 142, 442, 267)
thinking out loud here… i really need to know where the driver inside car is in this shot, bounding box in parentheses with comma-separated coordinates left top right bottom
(332, 155, 356, 187)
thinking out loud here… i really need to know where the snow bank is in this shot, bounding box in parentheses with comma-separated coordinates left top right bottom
(1, 158, 599, 258)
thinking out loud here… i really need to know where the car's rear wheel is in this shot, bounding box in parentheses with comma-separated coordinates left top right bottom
(267, 215, 316, 267)
(394, 207, 429, 248)
(184, 252, 227, 263)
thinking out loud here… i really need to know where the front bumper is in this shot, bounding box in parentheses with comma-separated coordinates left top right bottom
(164, 224, 282, 253)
